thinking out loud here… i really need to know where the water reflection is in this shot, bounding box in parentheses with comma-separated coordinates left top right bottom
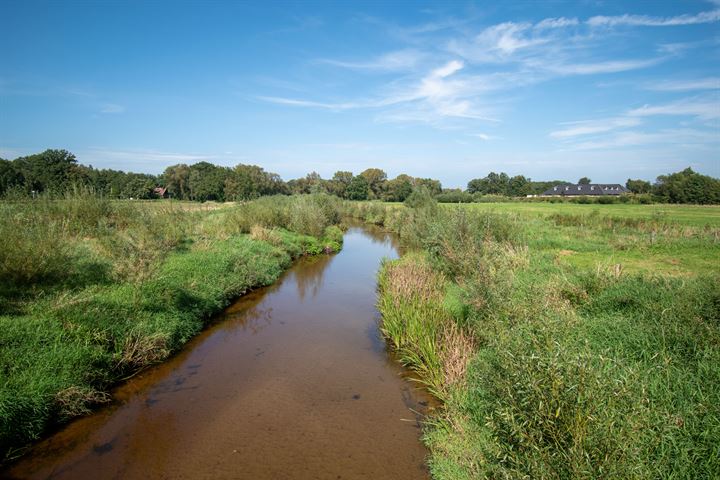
(292, 254, 333, 302)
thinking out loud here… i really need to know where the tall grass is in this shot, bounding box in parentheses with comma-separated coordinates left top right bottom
(371, 199, 720, 478)
(0, 192, 345, 462)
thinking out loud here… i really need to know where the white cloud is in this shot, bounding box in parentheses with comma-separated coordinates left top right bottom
(99, 103, 125, 114)
(468, 133, 496, 141)
(542, 58, 662, 75)
(85, 148, 209, 163)
(645, 77, 720, 92)
(319, 49, 425, 71)
(474, 22, 549, 55)
(587, 9, 720, 27)
(431, 59, 464, 78)
(535, 17, 579, 30)
(550, 117, 641, 138)
(628, 96, 720, 120)
(567, 128, 719, 150)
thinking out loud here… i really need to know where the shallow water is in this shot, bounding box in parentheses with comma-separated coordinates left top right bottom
(5, 224, 434, 479)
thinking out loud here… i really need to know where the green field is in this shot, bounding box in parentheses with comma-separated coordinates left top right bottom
(457, 201, 720, 227)
(348, 198, 720, 479)
(447, 202, 720, 277)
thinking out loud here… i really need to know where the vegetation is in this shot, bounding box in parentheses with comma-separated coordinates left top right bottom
(346, 198, 720, 478)
(0, 192, 344, 461)
(2, 150, 718, 205)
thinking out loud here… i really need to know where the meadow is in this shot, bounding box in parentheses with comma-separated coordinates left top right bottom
(347, 198, 720, 479)
(0, 193, 344, 461)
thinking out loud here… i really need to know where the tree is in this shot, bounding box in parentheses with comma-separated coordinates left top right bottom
(187, 162, 229, 201)
(13, 149, 83, 193)
(346, 175, 369, 200)
(121, 173, 157, 199)
(414, 177, 442, 196)
(467, 172, 509, 195)
(327, 171, 353, 198)
(578, 177, 592, 185)
(359, 168, 387, 199)
(654, 167, 720, 204)
(224, 164, 286, 200)
(163, 164, 191, 199)
(507, 175, 530, 197)
(383, 176, 413, 202)
(0, 159, 24, 196)
(626, 178, 652, 194)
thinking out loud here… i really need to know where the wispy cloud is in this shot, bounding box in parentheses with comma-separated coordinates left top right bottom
(628, 95, 720, 120)
(541, 58, 663, 75)
(645, 77, 720, 92)
(85, 147, 209, 163)
(587, 9, 720, 27)
(318, 49, 425, 72)
(550, 117, 642, 138)
(535, 17, 579, 30)
(468, 133, 497, 141)
(258, 5, 716, 136)
(566, 128, 719, 150)
(259, 59, 501, 123)
(99, 103, 125, 114)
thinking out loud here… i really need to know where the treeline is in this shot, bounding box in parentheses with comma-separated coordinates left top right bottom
(1, 149, 718, 204)
(0, 150, 441, 202)
(0, 150, 286, 201)
(459, 169, 720, 205)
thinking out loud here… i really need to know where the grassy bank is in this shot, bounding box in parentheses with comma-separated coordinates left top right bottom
(348, 199, 720, 478)
(0, 193, 344, 461)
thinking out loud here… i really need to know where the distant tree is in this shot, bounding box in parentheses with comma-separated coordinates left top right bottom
(187, 162, 229, 201)
(578, 177, 592, 185)
(121, 173, 157, 199)
(0, 159, 24, 196)
(163, 164, 191, 199)
(654, 167, 720, 204)
(224, 164, 286, 200)
(507, 175, 531, 196)
(383, 176, 413, 202)
(359, 168, 387, 199)
(467, 172, 509, 195)
(625, 178, 652, 194)
(13, 149, 83, 193)
(327, 171, 353, 198)
(414, 177, 442, 196)
(289, 172, 326, 195)
(346, 175, 369, 200)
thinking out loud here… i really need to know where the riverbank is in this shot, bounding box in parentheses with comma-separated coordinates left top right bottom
(348, 198, 720, 478)
(4, 223, 433, 480)
(0, 194, 344, 462)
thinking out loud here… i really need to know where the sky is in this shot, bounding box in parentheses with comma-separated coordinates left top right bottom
(1, 1, 718, 188)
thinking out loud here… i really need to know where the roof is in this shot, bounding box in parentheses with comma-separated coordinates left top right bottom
(541, 184, 628, 196)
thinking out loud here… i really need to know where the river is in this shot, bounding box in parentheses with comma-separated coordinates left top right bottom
(5, 224, 434, 479)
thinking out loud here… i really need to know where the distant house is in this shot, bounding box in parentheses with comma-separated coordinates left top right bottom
(541, 184, 629, 196)
(153, 187, 169, 198)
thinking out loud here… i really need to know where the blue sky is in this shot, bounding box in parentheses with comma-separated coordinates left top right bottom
(1, 1, 718, 187)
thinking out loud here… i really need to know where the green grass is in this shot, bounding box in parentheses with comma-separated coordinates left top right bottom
(456, 202, 720, 227)
(357, 199, 720, 479)
(0, 193, 344, 462)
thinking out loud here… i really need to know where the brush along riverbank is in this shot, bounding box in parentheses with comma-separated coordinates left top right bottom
(0, 193, 344, 462)
(347, 197, 720, 479)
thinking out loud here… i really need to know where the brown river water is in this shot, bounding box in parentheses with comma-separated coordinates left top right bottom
(5, 224, 434, 480)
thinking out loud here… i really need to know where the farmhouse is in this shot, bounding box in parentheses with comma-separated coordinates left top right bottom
(541, 184, 628, 196)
